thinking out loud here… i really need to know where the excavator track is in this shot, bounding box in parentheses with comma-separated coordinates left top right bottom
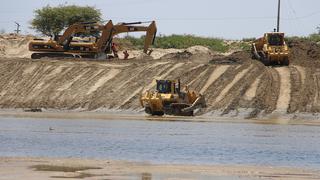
(31, 53, 96, 59)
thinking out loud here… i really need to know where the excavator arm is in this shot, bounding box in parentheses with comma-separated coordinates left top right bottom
(57, 22, 101, 48)
(113, 21, 157, 54)
(96, 21, 157, 54)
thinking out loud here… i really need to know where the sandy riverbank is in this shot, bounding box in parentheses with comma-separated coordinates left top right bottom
(1, 109, 320, 126)
(0, 157, 319, 180)
(1, 35, 320, 120)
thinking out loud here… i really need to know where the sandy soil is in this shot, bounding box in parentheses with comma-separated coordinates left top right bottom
(1, 110, 320, 127)
(0, 157, 319, 180)
(1, 35, 320, 120)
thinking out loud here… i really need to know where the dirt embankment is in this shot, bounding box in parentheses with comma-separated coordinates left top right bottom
(0, 34, 33, 58)
(1, 35, 320, 119)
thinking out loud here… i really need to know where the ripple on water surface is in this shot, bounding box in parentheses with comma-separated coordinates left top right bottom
(0, 117, 319, 169)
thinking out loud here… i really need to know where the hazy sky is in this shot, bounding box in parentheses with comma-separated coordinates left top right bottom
(0, 0, 319, 39)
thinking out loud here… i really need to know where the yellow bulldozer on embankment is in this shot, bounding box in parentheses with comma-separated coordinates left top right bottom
(251, 31, 290, 66)
(140, 80, 206, 116)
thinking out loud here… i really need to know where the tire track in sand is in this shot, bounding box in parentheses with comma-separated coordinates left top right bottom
(57, 68, 91, 91)
(118, 87, 144, 109)
(243, 74, 262, 101)
(288, 66, 303, 113)
(200, 65, 229, 94)
(87, 69, 121, 95)
(294, 66, 306, 85)
(275, 67, 291, 111)
(115, 62, 170, 91)
(185, 64, 208, 87)
(213, 65, 253, 104)
(312, 70, 320, 108)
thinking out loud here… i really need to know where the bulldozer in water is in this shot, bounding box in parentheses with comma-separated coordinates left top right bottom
(29, 20, 157, 59)
(251, 31, 290, 66)
(140, 80, 206, 116)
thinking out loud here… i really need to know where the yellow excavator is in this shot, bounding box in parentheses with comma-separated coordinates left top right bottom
(29, 20, 157, 59)
(251, 32, 290, 66)
(140, 80, 206, 116)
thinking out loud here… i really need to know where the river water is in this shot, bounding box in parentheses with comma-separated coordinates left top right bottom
(0, 117, 319, 169)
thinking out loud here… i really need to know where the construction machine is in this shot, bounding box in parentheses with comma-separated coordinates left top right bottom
(140, 80, 206, 116)
(251, 0, 290, 66)
(251, 32, 290, 66)
(29, 20, 157, 59)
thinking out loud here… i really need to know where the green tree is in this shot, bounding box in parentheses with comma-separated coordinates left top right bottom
(31, 5, 101, 38)
(317, 25, 320, 34)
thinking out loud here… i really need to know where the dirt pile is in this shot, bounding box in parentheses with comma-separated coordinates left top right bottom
(289, 39, 320, 67)
(0, 39, 320, 119)
(0, 34, 33, 58)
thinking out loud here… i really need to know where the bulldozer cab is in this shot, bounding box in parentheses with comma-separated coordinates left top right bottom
(156, 80, 180, 94)
(266, 33, 284, 46)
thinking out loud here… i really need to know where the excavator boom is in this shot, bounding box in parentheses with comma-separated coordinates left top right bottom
(111, 21, 157, 53)
(57, 22, 101, 47)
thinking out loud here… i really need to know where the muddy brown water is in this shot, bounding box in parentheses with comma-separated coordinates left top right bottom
(0, 117, 319, 170)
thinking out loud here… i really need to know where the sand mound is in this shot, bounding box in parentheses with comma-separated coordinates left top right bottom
(209, 51, 250, 65)
(160, 46, 213, 60)
(186, 45, 212, 55)
(288, 39, 320, 67)
(0, 34, 33, 58)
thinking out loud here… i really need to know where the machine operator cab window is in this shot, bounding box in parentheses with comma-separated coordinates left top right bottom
(267, 33, 284, 46)
(156, 80, 181, 94)
(156, 80, 172, 94)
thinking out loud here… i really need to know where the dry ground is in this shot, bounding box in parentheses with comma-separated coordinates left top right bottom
(1, 157, 320, 180)
(0, 35, 320, 120)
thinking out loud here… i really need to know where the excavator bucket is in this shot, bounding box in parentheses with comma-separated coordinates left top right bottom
(144, 21, 157, 54)
(96, 20, 114, 53)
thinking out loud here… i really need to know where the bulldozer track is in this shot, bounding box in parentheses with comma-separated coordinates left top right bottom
(200, 65, 229, 94)
(312, 70, 320, 110)
(288, 66, 302, 113)
(243, 74, 262, 101)
(255, 67, 280, 113)
(275, 67, 291, 111)
(223, 64, 264, 114)
(213, 64, 253, 105)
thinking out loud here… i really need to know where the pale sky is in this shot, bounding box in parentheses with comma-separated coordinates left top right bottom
(0, 0, 319, 39)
